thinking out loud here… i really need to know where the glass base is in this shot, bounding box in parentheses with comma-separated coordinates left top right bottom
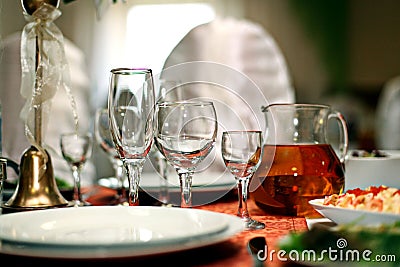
(243, 217, 265, 230)
(68, 200, 92, 207)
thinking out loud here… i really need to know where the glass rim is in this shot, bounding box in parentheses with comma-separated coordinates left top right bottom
(222, 130, 262, 134)
(262, 103, 330, 112)
(110, 68, 152, 75)
(156, 100, 214, 107)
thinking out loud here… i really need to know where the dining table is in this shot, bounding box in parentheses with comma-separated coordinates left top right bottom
(0, 184, 309, 267)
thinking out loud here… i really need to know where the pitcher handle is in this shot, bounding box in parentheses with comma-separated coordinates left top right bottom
(328, 111, 349, 163)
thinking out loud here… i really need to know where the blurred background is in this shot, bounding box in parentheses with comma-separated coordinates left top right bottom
(1, 0, 400, 180)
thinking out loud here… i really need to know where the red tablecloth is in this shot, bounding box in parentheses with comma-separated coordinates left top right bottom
(0, 186, 309, 267)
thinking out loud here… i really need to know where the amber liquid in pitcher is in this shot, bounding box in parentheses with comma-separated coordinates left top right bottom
(252, 144, 345, 217)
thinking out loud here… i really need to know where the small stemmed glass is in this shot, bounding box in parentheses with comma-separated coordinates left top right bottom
(221, 130, 265, 230)
(94, 108, 127, 205)
(60, 132, 93, 207)
(108, 68, 155, 206)
(154, 101, 217, 208)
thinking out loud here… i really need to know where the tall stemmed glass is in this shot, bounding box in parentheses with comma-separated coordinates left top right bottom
(60, 132, 93, 207)
(155, 101, 217, 208)
(221, 130, 265, 230)
(94, 108, 127, 205)
(108, 68, 155, 206)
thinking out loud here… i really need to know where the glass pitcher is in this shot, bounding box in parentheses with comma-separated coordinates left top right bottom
(252, 103, 348, 217)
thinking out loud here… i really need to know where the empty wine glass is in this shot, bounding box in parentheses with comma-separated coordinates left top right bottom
(108, 68, 155, 206)
(221, 130, 265, 230)
(94, 108, 127, 205)
(60, 132, 93, 207)
(154, 101, 217, 208)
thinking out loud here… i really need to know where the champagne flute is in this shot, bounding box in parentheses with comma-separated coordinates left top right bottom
(60, 132, 93, 207)
(94, 108, 127, 205)
(154, 101, 217, 208)
(221, 130, 265, 230)
(108, 68, 155, 206)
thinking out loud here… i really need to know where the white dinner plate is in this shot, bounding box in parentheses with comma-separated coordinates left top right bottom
(309, 198, 400, 226)
(0, 206, 244, 259)
(98, 172, 235, 192)
(98, 171, 237, 206)
(140, 171, 235, 191)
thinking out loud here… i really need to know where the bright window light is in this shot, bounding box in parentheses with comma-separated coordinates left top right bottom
(125, 3, 216, 76)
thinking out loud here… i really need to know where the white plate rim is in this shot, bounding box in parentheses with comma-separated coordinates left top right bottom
(0, 206, 229, 246)
(141, 171, 236, 191)
(309, 198, 400, 225)
(98, 172, 236, 193)
(0, 206, 244, 259)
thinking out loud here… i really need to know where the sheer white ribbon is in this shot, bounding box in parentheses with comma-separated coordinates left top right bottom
(19, 3, 78, 167)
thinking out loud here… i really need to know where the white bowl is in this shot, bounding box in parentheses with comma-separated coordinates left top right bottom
(344, 150, 400, 191)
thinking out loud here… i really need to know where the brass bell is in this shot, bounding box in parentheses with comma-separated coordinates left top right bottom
(2, 146, 68, 213)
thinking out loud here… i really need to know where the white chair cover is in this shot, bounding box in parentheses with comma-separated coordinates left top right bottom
(158, 17, 295, 183)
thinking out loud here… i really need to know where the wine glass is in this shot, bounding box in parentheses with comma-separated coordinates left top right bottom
(154, 101, 217, 208)
(149, 79, 181, 205)
(60, 132, 93, 207)
(94, 108, 127, 205)
(108, 68, 155, 206)
(221, 130, 265, 230)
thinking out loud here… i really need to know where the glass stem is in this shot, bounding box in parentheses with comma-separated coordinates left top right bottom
(178, 171, 193, 208)
(72, 166, 82, 202)
(237, 177, 250, 220)
(124, 160, 144, 206)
